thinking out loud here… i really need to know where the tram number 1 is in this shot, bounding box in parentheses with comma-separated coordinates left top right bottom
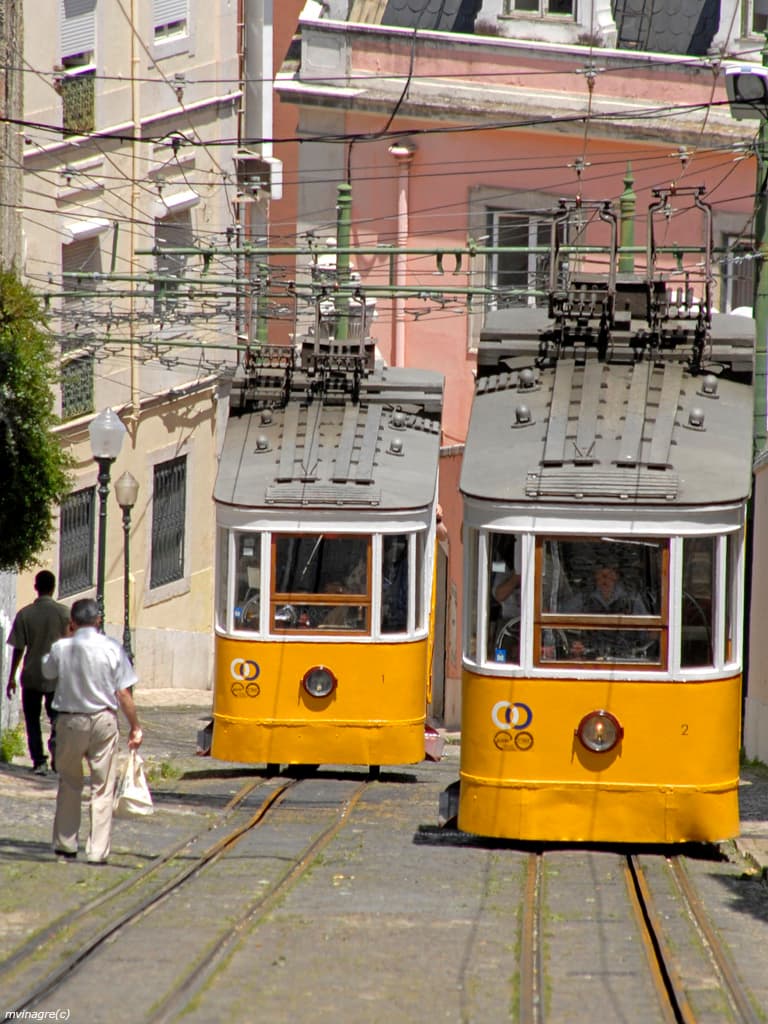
(681, 723, 689, 736)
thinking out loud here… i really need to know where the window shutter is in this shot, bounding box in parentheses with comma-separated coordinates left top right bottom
(153, 0, 187, 26)
(61, 0, 96, 60)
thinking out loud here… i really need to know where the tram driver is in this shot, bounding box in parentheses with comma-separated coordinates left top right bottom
(552, 561, 651, 662)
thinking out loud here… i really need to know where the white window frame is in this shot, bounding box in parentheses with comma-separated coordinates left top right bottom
(504, 0, 575, 17)
(468, 186, 564, 351)
(487, 209, 553, 311)
(721, 232, 754, 313)
(152, 0, 192, 59)
(743, 0, 768, 35)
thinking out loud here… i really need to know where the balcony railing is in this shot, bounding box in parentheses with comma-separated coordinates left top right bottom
(61, 69, 95, 136)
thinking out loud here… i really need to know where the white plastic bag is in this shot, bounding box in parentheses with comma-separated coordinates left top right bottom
(114, 750, 154, 817)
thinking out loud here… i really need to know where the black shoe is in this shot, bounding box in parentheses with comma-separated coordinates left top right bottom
(54, 848, 77, 860)
(33, 763, 49, 776)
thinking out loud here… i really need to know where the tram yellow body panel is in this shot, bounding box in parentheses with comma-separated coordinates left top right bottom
(212, 635, 431, 765)
(458, 670, 742, 844)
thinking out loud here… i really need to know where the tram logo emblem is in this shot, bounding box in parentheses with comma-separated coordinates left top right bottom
(230, 659, 261, 697)
(494, 730, 534, 752)
(492, 700, 533, 731)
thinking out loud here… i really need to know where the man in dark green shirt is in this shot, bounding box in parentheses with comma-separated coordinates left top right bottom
(6, 571, 70, 775)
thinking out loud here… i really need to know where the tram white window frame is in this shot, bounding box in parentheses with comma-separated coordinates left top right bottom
(464, 529, 526, 668)
(678, 531, 744, 672)
(485, 529, 525, 666)
(464, 528, 480, 662)
(219, 529, 264, 635)
(381, 532, 420, 635)
(215, 526, 228, 631)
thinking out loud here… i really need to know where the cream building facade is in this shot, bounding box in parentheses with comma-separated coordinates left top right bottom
(15, 1, 269, 690)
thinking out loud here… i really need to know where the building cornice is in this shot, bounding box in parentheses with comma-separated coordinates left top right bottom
(24, 91, 242, 163)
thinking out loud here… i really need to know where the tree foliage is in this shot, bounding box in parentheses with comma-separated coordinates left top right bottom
(0, 269, 72, 571)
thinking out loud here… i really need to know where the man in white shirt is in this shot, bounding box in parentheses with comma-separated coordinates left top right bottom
(42, 598, 143, 864)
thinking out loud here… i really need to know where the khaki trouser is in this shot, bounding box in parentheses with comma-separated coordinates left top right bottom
(53, 709, 119, 863)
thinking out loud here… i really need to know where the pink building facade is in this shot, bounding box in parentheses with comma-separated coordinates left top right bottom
(275, 4, 758, 726)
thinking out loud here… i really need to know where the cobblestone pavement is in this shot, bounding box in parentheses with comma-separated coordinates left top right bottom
(0, 688, 766, 1023)
(3, 686, 768, 872)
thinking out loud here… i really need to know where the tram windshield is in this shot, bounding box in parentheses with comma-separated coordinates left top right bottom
(272, 534, 371, 632)
(539, 538, 665, 664)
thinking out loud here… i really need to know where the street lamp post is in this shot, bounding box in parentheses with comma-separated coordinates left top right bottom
(115, 471, 139, 662)
(88, 409, 127, 627)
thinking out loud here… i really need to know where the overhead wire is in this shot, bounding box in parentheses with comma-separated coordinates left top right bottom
(6, 10, 760, 371)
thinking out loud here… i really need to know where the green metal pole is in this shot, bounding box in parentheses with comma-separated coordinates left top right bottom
(754, 33, 768, 455)
(256, 263, 269, 345)
(619, 163, 636, 274)
(335, 183, 352, 343)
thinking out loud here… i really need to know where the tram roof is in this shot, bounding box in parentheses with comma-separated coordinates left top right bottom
(461, 352, 753, 507)
(214, 365, 444, 512)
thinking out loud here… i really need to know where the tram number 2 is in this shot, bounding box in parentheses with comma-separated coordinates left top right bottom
(681, 723, 689, 736)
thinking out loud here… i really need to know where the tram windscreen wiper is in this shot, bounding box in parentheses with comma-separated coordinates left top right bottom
(300, 535, 324, 578)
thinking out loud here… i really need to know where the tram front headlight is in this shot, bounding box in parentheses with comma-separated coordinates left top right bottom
(301, 665, 337, 699)
(575, 710, 623, 753)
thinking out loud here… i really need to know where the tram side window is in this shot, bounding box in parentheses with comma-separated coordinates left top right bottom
(272, 534, 370, 632)
(382, 534, 409, 633)
(216, 527, 228, 630)
(681, 537, 715, 668)
(415, 532, 425, 630)
(233, 532, 262, 631)
(465, 529, 479, 662)
(488, 532, 521, 664)
(539, 538, 664, 665)
(725, 533, 740, 664)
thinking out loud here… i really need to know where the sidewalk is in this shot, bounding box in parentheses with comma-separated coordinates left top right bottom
(735, 764, 768, 875)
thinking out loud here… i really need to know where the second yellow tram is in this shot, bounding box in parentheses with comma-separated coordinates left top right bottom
(446, 191, 754, 844)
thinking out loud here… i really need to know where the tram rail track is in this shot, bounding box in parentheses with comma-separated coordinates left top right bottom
(4, 775, 369, 1019)
(519, 850, 544, 1024)
(145, 776, 369, 1024)
(516, 848, 763, 1024)
(0, 774, 271, 997)
(627, 853, 763, 1024)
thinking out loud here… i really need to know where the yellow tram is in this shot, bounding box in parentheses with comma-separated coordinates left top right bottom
(448, 191, 754, 844)
(208, 341, 443, 769)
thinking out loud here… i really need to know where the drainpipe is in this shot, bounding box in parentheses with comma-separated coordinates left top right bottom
(128, 0, 140, 425)
(389, 142, 415, 367)
(243, 0, 278, 346)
